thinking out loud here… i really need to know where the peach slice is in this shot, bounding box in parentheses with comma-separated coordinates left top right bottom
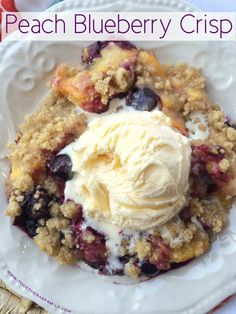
(137, 50, 166, 78)
(50, 42, 138, 113)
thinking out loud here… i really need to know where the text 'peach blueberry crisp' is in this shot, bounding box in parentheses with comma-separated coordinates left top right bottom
(5, 41, 236, 279)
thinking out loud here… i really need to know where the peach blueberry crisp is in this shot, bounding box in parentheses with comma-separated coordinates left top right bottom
(5, 41, 236, 280)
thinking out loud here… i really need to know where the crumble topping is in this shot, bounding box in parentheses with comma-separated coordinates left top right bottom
(219, 159, 230, 173)
(5, 41, 236, 280)
(125, 261, 141, 279)
(171, 230, 209, 263)
(7, 95, 86, 193)
(90, 67, 130, 104)
(158, 216, 198, 249)
(60, 201, 79, 219)
(34, 227, 61, 256)
(130, 240, 152, 260)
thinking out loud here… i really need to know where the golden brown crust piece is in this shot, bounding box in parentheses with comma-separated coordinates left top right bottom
(5, 94, 86, 264)
(6, 94, 86, 214)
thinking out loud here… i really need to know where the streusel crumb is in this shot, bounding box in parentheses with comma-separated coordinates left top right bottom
(60, 201, 79, 219)
(131, 240, 152, 260)
(171, 230, 209, 263)
(7, 94, 86, 193)
(159, 216, 197, 249)
(125, 261, 141, 279)
(46, 217, 69, 231)
(57, 246, 76, 264)
(34, 227, 61, 256)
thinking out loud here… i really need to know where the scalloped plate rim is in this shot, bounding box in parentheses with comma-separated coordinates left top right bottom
(0, 1, 236, 314)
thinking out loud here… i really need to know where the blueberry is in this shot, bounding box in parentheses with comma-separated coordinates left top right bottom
(82, 41, 136, 64)
(22, 188, 51, 220)
(14, 216, 38, 238)
(140, 262, 159, 276)
(111, 268, 124, 276)
(48, 154, 72, 181)
(82, 41, 106, 64)
(99, 266, 123, 276)
(86, 261, 105, 270)
(14, 187, 52, 238)
(126, 88, 160, 111)
(119, 254, 132, 264)
(225, 117, 236, 129)
(25, 219, 39, 238)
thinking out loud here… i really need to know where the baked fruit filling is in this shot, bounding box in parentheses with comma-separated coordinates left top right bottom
(50, 41, 137, 113)
(5, 41, 236, 280)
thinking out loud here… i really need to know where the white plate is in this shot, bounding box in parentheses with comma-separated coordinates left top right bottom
(1, 1, 236, 313)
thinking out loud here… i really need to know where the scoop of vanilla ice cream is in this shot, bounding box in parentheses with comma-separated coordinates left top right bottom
(65, 111, 191, 230)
